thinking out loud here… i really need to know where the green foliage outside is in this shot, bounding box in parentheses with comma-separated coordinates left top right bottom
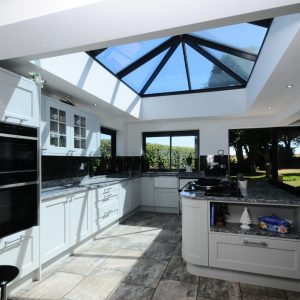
(145, 143, 195, 170)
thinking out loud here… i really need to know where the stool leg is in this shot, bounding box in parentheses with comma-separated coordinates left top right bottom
(1, 284, 7, 300)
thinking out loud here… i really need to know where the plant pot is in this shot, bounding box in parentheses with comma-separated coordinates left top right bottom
(186, 165, 192, 173)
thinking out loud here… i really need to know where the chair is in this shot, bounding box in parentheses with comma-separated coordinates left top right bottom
(0, 266, 19, 300)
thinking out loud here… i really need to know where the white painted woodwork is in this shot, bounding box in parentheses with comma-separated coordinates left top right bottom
(209, 233, 300, 279)
(141, 177, 155, 207)
(40, 196, 69, 263)
(155, 188, 178, 208)
(154, 176, 178, 188)
(0, 67, 39, 127)
(69, 191, 91, 246)
(0, 227, 39, 278)
(119, 181, 130, 217)
(130, 178, 141, 210)
(182, 198, 209, 266)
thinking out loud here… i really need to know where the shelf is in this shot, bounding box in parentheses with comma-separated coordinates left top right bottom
(210, 222, 300, 240)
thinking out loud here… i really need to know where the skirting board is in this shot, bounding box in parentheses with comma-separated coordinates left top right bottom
(140, 205, 178, 214)
(187, 263, 300, 292)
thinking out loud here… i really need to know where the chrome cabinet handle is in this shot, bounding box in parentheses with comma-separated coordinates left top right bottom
(243, 240, 268, 247)
(4, 235, 26, 247)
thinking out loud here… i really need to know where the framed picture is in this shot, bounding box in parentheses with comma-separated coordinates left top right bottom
(218, 149, 224, 155)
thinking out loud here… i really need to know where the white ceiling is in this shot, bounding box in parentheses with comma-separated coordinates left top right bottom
(0, 1, 300, 125)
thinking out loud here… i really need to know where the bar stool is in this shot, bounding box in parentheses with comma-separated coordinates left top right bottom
(0, 266, 19, 300)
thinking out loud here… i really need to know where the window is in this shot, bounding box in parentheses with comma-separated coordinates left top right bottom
(142, 131, 199, 171)
(100, 127, 116, 158)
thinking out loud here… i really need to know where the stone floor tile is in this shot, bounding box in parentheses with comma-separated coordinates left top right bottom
(21, 272, 83, 299)
(120, 233, 157, 250)
(152, 279, 198, 300)
(107, 282, 155, 300)
(64, 268, 125, 300)
(242, 293, 286, 300)
(100, 248, 144, 273)
(240, 283, 286, 298)
(198, 277, 241, 299)
(122, 258, 168, 288)
(154, 228, 182, 244)
(60, 252, 106, 275)
(163, 256, 199, 284)
(173, 242, 182, 256)
(142, 242, 176, 261)
(91, 235, 129, 250)
(286, 290, 300, 300)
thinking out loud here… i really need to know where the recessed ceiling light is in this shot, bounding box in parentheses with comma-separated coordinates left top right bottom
(268, 105, 273, 109)
(93, 103, 99, 106)
(286, 84, 294, 88)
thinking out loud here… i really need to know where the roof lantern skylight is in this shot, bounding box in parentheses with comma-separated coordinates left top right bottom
(87, 19, 272, 97)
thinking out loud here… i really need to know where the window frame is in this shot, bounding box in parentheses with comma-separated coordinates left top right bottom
(100, 127, 116, 159)
(142, 130, 199, 172)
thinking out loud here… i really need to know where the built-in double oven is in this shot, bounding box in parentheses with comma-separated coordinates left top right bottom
(0, 122, 39, 239)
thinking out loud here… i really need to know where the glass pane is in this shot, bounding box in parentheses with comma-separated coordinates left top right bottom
(96, 37, 169, 73)
(74, 115, 80, 126)
(202, 46, 254, 81)
(186, 45, 240, 89)
(50, 134, 58, 147)
(74, 126, 80, 137)
(59, 123, 66, 135)
(146, 45, 189, 94)
(50, 121, 58, 133)
(145, 136, 170, 169)
(277, 129, 300, 188)
(59, 110, 66, 123)
(59, 136, 66, 147)
(171, 136, 196, 170)
(193, 23, 267, 55)
(81, 117, 86, 127)
(74, 138, 80, 148)
(81, 139, 86, 149)
(50, 107, 58, 120)
(101, 133, 112, 158)
(123, 49, 168, 93)
(81, 127, 86, 138)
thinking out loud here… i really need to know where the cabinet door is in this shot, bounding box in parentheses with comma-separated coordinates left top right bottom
(182, 199, 208, 266)
(71, 112, 88, 156)
(86, 114, 100, 156)
(141, 177, 155, 207)
(130, 179, 140, 210)
(0, 227, 39, 278)
(69, 191, 91, 246)
(155, 188, 178, 208)
(41, 196, 69, 263)
(0, 68, 39, 127)
(119, 182, 130, 216)
(42, 98, 70, 155)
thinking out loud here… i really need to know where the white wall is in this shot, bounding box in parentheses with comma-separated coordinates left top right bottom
(124, 115, 279, 156)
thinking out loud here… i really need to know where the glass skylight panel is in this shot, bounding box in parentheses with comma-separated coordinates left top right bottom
(96, 37, 168, 73)
(193, 23, 267, 55)
(123, 50, 168, 93)
(186, 45, 240, 90)
(145, 45, 189, 94)
(202, 47, 255, 80)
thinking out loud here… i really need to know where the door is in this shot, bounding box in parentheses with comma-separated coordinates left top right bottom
(119, 182, 130, 216)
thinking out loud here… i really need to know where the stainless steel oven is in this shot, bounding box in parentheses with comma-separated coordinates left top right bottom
(0, 121, 38, 238)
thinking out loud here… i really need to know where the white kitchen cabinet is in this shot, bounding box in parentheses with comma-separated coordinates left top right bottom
(41, 95, 100, 156)
(155, 188, 178, 208)
(141, 177, 155, 207)
(0, 67, 40, 127)
(182, 198, 209, 266)
(0, 226, 39, 278)
(130, 178, 141, 210)
(41, 196, 69, 263)
(119, 181, 130, 217)
(69, 191, 91, 246)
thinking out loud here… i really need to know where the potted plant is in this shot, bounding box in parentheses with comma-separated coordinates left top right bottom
(185, 153, 193, 173)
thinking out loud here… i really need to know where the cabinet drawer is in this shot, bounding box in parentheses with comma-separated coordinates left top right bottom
(98, 185, 119, 200)
(93, 194, 118, 215)
(209, 233, 300, 279)
(95, 200, 119, 228)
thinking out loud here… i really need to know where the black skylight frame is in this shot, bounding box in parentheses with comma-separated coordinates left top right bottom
(87, 19, 272, 98)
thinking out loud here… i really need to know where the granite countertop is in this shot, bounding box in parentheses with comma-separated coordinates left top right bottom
(180, 180, 300, 206)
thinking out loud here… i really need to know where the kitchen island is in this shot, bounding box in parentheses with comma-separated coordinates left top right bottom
(180, 180, 300, 292)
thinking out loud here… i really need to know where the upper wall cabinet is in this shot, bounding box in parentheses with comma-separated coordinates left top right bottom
(0, 67, 40, 127)
(41, 95, 100, 156)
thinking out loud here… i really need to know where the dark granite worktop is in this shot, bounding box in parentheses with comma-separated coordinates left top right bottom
(180, 180, 300, 206)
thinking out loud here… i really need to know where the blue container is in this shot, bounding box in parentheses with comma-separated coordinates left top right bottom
(258, 214, 291, 234)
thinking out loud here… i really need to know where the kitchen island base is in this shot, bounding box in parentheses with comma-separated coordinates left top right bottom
(186, 263, 300, 292)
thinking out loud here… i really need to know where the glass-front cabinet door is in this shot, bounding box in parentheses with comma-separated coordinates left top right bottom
(72, 113, 87, 155)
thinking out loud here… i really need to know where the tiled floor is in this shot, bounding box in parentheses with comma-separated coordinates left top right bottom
(12, 212, 300, 300)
